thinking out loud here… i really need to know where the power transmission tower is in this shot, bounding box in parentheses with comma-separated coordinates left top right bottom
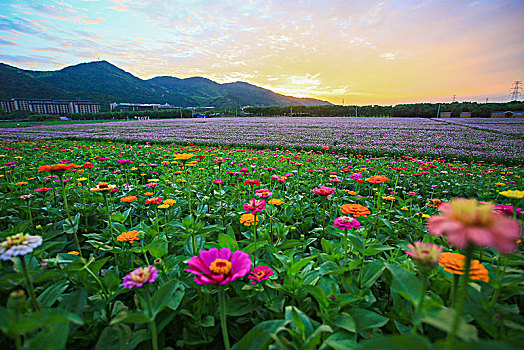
(452, 94, 456, 102)
(509, 81, 522, 101)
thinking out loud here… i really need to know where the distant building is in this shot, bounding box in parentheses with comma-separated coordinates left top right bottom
(0, 98, 100, 115)
(460, 112, 471, 118)
(491, 111, 524, 118)
(440, 112, 452, 118)
(110, 102, 180, 111)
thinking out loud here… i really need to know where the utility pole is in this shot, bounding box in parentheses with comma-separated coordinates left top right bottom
(436, 103, 441, 118)
(486, 98, 488, 104)
(452, 94, 456, 103)
(509, 81, 522, 101)
(342, 98, 344, 106)
(290, 106, 293, 117)
(355, 105, 358, 118)
(180, 108, 182, 119)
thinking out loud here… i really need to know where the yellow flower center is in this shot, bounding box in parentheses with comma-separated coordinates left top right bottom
(450, 199, 493, 226)
(209, 259, 232, 275)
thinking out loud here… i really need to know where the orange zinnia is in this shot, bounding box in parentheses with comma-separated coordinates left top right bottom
(120, 196, 138, 203)
(340, 204, 371, 217)
(365, 175, 390, 184)
(39, 163, 79, 172)
(117, 230, 140, 243)
(438, 252, 489, 282)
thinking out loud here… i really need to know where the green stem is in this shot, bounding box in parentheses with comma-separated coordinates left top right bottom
(253, 218, 257, 266)
(26, 201, 34, 234)
(21, 255, 40, 311)
(218, 288, 231, 350)
(104, 193, 117, 263)
(447, 245, 474, 348)
(84, 263, 110, 301)
(15, 334, 22, 350)
(149, 320, 159, 350)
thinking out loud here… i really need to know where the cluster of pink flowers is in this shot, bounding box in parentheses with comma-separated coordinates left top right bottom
(405, 241, 442, 265)
(255, 188, 273, 198)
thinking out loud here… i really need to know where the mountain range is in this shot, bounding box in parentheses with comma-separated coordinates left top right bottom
(0, 61, 330, 110)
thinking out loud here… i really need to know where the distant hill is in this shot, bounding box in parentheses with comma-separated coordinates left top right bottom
(0, 61, 331, 110)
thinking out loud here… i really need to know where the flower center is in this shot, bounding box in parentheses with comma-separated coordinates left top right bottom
(209, 259, 232, 275)
(99, 183, 109, 189)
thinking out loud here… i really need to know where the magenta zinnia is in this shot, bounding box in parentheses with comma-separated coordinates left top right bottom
(243, 198, 266, 214)
(248, 265, 274, 285)
(313, 186, 335, 196)
(427, 198, 521, 253)
(186, 247, 252, 285)
(122, 266, 159, 289)
(333, 216, 361, 230)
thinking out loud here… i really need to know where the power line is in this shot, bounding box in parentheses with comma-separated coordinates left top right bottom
(509, 81, 522, 101)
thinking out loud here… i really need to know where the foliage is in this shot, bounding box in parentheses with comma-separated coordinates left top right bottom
(0, 138, 522, 349)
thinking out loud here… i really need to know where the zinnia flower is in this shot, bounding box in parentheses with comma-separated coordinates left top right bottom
(493, 204, 523, 217)
(340, 204, 371, 217)
(0, 233, 42, 260)
(406, 241, 442, 265)
(333, 216, 361, 230)
(313, 186, 335, 196)
(255, 188, 273, 198)
(120, 196, 138, 203)
(365, 175, 390, 184)
(90, 183, 116, 192)
(34, 187, 52, 192)
(268, 198, 283, 206)
(186, 247, 252, 285)
(427, 198, 521, 253)
(117, 230, 140, 243)
(145, 197, 163, 205)
(122, 266, 159, 289)
(499, 190, 524, 199)
(39, 163, 79, 173)
(243, 179, 260, 187)
(438, 252, 489, 282)
(243, 198, 266, 214)
(163, 199, 176, 205)
(240, 213, 259, 226)
(248, 265, 274, 285)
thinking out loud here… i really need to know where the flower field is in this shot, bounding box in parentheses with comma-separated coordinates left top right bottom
(2, 117, 523, 163)
(0, 135, 523, 349)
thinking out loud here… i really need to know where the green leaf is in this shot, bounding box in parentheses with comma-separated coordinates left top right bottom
(358, 334, 432, 350)
(151, 280, 184, 317)
(360, 261, 385, 289)
(226, 297, 257, 316)
(363, 246, 394, 256)
(288, 256, 315, 276)
(23, 322, 69, 350)
(63, 213, 80, 234)
(321, 238, 334, 255)
(111, 311, 151, 325)
(218, 232, 238, 250)
(231, 320, 289, 350)
(95, 324, 132, 350)
(420, 307, 478, 342)
(11, 309, 83, 334)
(349, 308, 389, 332)
(386, 264, 421, 305)
(146, 241, 167, 258)
(37, 280, 69, 307)
(333, 313, 356, 333)
(321, 332, 357, 350)
(303, 285, 329, 308)
(304, 325, 333, 350)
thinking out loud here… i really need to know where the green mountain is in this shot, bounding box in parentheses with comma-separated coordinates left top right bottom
(0, 61, 331, 110)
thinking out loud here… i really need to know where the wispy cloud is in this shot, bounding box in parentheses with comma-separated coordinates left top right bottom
(0, 0, 522, 104)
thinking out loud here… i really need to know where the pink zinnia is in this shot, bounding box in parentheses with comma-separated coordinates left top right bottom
(493, 204, 523, 217)
(243, 198, 266, 214)
(348, 173, 362, 180)
(255, 188, 273, 198)
(406, 241, 442, 265)
(427, 198, 522, 253)
(186, 247, 252, 285)
(122, 266, 158, 289)
(333, 216, 361, 230)
(248, 265, 275, 285)
(313, 186, 335, 196)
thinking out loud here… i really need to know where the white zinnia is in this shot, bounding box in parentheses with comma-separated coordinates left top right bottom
(0, 233, 42, 260)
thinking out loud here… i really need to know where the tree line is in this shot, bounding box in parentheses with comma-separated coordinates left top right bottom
(1, 101, 523, 121)
(244, 101, 524, 118)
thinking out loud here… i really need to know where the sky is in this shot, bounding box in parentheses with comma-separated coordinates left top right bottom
(0, 0, 523, 105)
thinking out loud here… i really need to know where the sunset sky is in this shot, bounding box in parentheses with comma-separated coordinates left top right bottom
(0, 0, 523, 105)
